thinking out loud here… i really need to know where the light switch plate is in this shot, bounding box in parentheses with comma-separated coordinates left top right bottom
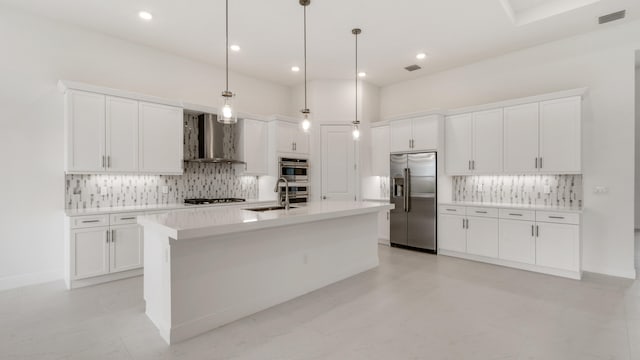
(162, 186, 169, 194)
(100, 186, 108, 196)
(594, 186, 609, 194)
(543, 185, 551, 194)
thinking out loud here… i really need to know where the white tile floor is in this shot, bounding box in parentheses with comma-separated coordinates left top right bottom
(1, 245, 640, 360)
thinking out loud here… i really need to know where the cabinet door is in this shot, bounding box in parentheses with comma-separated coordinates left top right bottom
(539, 97, 581, 173)
(138, 102, 183, 174)
(276, 122, 295, 153)
(411, 116, 438, 151)
(536, 222, 579, 272)
(110, 225, 143, 273)
(466, 216, 498, 258)
(294, 129, 310, 154)
(390, 119, 412, 153)
(71, 227, 109, 280)
(445, 114, 473, 174)
(241, 119, 268, 175)
(378, 210, 390, 243)
(499, 219, 535, 264)
(473, 109, 503, 173)
(106, 96, 138, 172)
(65, 90, 106, 173)
(371, 126, 390, 176)
(439, 214, 467, 253)
(504, 103, 539, 173)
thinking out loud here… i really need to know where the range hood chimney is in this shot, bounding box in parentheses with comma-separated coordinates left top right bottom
(186, 114, 246, 164)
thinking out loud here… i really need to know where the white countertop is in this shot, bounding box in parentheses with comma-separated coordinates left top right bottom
(439, 201, 582, 213)
(138, 201, 395, 240)
(65, 199, 273, 216)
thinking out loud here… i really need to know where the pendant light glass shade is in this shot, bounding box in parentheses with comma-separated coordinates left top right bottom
(218, 0, 237, 124)
(352, 124, 360, 140)
(218, 91, 237, 124)
(300, 0, 311, 132)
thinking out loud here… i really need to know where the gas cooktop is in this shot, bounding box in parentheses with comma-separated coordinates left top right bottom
(184, 198, 246, 205)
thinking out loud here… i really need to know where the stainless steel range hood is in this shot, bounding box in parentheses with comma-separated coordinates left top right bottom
(185, 114, 246, 164)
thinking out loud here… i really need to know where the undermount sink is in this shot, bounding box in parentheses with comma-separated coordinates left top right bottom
(245, 206, 297, 212)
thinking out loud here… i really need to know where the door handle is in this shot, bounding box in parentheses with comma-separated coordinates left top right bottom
(406, 168, 411, 212)
(322, 195, 327, 200)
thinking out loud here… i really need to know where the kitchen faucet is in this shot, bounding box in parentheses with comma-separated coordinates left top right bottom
(274, 177, 290, 210)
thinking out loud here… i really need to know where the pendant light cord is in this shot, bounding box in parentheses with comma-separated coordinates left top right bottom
(355, 31, 358, 124)
(225, 0, 229, 92)
(303, 4, 308, 111)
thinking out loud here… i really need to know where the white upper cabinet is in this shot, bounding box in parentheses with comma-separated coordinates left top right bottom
(504, 97, 581, 174)
(64, 87, 184, 175)
(138, 102, 183, 174)
(504, 103, 539, 173)
(539, 97, 581, 173)
(445, 109, 503, 175)
(106, 97, 138, 172)
(473, 109, 503, 173)
(238, 118, 268, 175)
(276, 121, 309, 155)
(371, 126, 390, 176)
(445, 113, 473, 174)
(65, 90, 106, 173)
(390, 115, 439, 153)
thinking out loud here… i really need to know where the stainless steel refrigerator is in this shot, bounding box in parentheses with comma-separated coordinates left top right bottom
(390, 152, 437, 252)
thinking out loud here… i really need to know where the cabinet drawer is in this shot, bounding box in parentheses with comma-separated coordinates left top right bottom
(70, 215, 109, 229)
(439, 205, 465, 215)
(110, 212, 141, 225)
(466, 207, 498, 218)
(536, 211, 580, 225)
(499, 209, 535, 221)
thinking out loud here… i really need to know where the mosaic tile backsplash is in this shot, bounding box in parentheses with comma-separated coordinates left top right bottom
(452, 175, 583, 208)
(65, 114, 258, 210)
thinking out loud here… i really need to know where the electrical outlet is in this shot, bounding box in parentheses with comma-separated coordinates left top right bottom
(162, 186, 169, 194)
(303, 253, 309, 265)
(543, 185, 551, 194)
(100, 186, 108, 196)
(478, 183, 483, 192)
(594, 186, 609, 194)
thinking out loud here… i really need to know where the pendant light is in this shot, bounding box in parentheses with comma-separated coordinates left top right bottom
(300, 0, 311, 132)
(218, 0, 237, 124)
(352, 28, 362, 140)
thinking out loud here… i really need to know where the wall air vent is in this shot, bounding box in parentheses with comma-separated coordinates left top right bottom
(404, 64, 422, 72)
(599, 10, 626, 24)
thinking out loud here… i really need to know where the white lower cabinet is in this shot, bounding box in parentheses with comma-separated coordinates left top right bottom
(499, 219, 536, 264)
(536, 222, 580, 272)
(439, 205, 581, 279)
(66, 213, 144, 289)
(466, 216, 498, 258)
(71, 227, 110, 280)
(439, 214, 467, 252)
(378, 210, 390, 244)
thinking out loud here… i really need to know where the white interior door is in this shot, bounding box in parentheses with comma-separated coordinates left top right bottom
(321, 125, 356, 201)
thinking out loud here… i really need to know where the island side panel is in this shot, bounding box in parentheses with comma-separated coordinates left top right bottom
(168, 212, 378, 344)
(143, 226, 173, 343)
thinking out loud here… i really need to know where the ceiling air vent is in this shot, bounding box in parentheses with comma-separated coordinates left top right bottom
(404, 64, 422, 72)
(599, 10, 626, 24)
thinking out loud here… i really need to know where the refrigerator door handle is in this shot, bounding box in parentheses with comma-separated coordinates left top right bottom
(405, 168, 411, 212)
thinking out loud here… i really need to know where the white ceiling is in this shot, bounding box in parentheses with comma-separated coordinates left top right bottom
(1, 0, 638, 86)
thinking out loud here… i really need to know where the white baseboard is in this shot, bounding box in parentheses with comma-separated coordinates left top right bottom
(0, 270, 63, 292)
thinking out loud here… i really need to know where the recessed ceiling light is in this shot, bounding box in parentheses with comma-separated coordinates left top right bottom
(138, 11, 153, 21)
(358, 72, 367, 77)
(291, 66, 300, 72)
(230, 44, 241, 52)
(416, 53, 427, 60)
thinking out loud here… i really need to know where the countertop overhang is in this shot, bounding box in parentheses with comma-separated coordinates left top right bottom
(138, 201, 395, 240)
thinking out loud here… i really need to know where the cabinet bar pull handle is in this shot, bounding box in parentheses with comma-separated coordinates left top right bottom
(120, 217, 136, 220)
(107, 156, 111, 168)
(446, 209, 457, 212)
(106, 230, 109, 244)
(111, 230, 115, 243)
(102, 155, 106, 168)
(508, 213, 523, 216)
(536, 225, 539, 237)
(539, 157, 542, 169)
(548, 216, 565, 219)
(476, 211, 487, 214)
(462, 218, 465, 229)
(472, 160, 475, 170)
(469, 160, 471, 170)
(535, 157, 538, 169)
(82, 220, 100, 223)
(466, 219, 469, 229)
(531, 225, 534, 236)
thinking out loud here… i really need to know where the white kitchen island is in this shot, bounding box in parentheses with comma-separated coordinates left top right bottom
(138, 201, 394, 344)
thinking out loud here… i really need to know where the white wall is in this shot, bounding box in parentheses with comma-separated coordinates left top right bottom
(635, 61, 640, 229)
(0, 6, 292, 290)
(380, 20, 640, 279)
